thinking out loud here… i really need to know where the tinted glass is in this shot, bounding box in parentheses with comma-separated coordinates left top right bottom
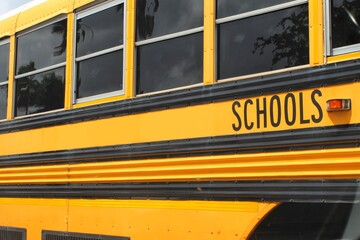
(136, 0, 203, 41)
(249, 203, 360, 240)
(0, 43, 9, 82)
(217, 5, 309, 80)
(76, 50, 123, 99)
(0, 85, 7, 120)
(16, 19, 67, 75)
(15, 67, 65, 117)
(217, 0, 296, 18)
(136, 33, 203, 94)
(331, 0, 360, 48)
(76, 4, 124, 57)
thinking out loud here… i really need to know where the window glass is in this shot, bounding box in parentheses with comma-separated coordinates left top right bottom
(248, 202, 360, 240)
(0, 42, 10, 120)
(331, 0, 360, 49)
(217, 5, 309, 80)
(76, 4, 124, 57)
(15, 67, 65, 117)
(0, 85, 7, 119)
(0, 43, 9, 82)
(136, 33, 203, 94)
(217, 0, 296, 19)
(75, 1, 125, 102)
(16, 19, 67, 75)
(76, 50, 123, 99)
(136, 0, 203, 41)
(135, 0, 204, 95)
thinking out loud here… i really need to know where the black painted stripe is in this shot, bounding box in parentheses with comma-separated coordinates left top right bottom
(0, 60, 360, 134)
(0, 124, 359, 168)
(0, 180, 359, 203)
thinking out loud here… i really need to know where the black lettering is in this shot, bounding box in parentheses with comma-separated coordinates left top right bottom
(285, 93, 296, 126)
(311, 89, 323, 123)
(232, 101, 242, 131)
(299, 92, 310, 124)
(244, 99, 254, 130)
(270, 95, 281, 127)
(256, 98, 267, 128)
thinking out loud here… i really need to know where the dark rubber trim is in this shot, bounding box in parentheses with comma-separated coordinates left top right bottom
(1, 180, 360, 203)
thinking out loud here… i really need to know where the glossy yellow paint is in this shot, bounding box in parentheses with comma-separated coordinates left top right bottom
(65, 13, 75, 110)
(203, 0, 215, 85)
(0, 197, 277, 240)
(0, 82, 358, 156)
(125, 0, 135, 99)
(73, 0, 96, 10)
(309, 0, 324, 65)
(0, 11, 16, 38)
(73, 95, 127, 108)
(328, 52, 360, 63)
(0, 148, 359, 184)
(15, 0, 72, 33)
(6, 36, 15, 120)
(0, 198, 68, 240)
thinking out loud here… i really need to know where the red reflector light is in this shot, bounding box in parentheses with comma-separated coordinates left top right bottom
(326, 99, 351, 111)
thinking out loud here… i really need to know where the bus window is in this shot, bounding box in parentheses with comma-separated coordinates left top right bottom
(328, 0, 360, 55)
(216, 0, 309, 80)
(75, 0, 125, 103)
(248, 202, 360, 240)
(0, 39, 9, 120)
(135, 0, 203, 95)
(15, 19, 67, 117)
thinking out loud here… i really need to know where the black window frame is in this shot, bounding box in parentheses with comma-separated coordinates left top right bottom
(74, 0, 126, 104)
(135, 0, 204, 95)
(0, 38, 9, 120)
(14, 16, 67, 118)
(216, 0, 309, 81)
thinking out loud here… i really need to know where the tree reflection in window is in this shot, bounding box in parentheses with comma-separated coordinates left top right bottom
(15, 63, 65, 117)
(253, 5, 309, 69)
(217, 3, 309, 80)
(15, 19, 66, 117)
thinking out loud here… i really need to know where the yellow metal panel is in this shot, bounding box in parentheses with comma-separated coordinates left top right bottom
(0, 83, 358, 156)
(73, 95, 128, 108)
(309, 0, 324, 65)
(73, 0, 96, 9)
(65, 12, 75, 110)
(6, 36, 15, 120)
(203, 0, 215, 84)
(67, 200, 275, 240)
(15, 0, 73, 32)
(0, 15, 16, 37)
(328, 52, 360, 63)
(0, 198, 68, 240)
(125, 0, 135, 99)
(0, 197, 276, 240)
(69, 199, 260, 212)
(0, 148, 360, 184)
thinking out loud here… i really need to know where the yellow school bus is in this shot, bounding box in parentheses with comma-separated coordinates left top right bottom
(0, 0, 359, 239)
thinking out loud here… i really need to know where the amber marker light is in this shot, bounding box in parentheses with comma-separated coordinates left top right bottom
(326, 99, 351, 111)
